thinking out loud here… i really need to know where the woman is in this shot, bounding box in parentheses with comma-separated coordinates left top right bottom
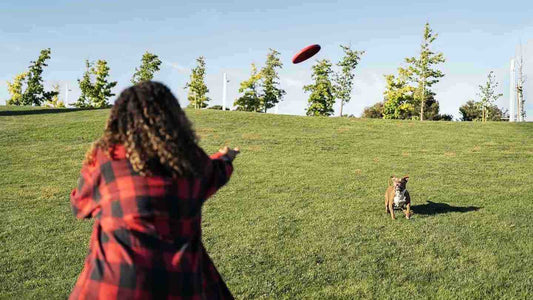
(69, 81, 239, 299)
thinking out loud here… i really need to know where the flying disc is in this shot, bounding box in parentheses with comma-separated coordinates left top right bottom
(292, 44, 321, 64)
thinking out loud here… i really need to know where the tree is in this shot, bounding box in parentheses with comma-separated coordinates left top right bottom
(260, 49, 285, 113)
(380, 23, 445, 121)
(6, 72, 28, 105)
(45, 84, 65, 108)
(74, 59, 117, 108)
(335, 45, 364, 117)
(20, 48, 58, 106)
(74, 60, 93, 108)
(459, 100, 481, 121)
(91, 60, 117, 108)
(477, 71, 503, 122)
(234, 63, 263, 112)
(131, 51, 162, 84)
(304, 59, 336, 116)
(459, 100, 506, 121)
(419, 94, 444, 120)
(516, 47, 526, 120)
(403, 23, 445, 121)
(382, 72, 415, 119)
(185, 56, 210, 109)
(362, 102, 384, 118)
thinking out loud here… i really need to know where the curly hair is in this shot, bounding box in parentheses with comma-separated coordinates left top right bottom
(85, 81, 205, 177)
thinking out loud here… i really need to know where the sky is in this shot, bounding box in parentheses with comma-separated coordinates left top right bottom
(1, 0, 532, 120)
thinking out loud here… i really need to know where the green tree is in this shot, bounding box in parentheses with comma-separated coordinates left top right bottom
(382, 72, 415, 119)
(477, 71, 503, 122)
(45, 84, 65, 108)
(6, 72, 28, 105)
(185, 56, 210, 109)
(304, 59, 336, 116)
(403, 23, 445, 120)
(21, 48, 58, 106)
(74, 59, 116, 108)
(131, 51, 162, 84)
(234, 63, 263, 112)
(335, 45, 364, 116)
(91, 60, 117, 108)
(74, 60, 93, 108)
(260, 49, 285, 113)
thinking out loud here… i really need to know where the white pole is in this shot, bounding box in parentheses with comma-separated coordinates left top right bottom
(65, 82, 69, 106)
(222, 73, 227, 111)
(510, 59, 516, 122)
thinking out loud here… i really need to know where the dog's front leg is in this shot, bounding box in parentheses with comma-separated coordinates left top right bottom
(388, 201, 395, 219)
(404, 203, 411, 219)
(405, 191, 411, 219)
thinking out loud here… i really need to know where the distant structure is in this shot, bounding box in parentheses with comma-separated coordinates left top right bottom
(222, 73, 228, 111)
(510, 59, 516, 122)
(509, 55, 526, 122)
(65, 82, 71, 106)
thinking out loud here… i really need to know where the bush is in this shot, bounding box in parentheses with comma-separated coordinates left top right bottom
(459, 100, 507, 121)
(208, 105, 230, 111)
(434, 114, 454, 121)
(362, 102, 384, 118)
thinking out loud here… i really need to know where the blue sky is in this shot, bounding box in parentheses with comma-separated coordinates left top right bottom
(1, 0, 532, 120)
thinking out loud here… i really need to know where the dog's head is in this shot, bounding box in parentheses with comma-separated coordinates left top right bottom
(391, 175, 409, 192)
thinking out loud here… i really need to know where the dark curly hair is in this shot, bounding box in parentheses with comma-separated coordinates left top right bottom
(85, 81, 204, 177)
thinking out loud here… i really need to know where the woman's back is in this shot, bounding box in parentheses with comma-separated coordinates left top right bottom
(69, 82, 237, 300)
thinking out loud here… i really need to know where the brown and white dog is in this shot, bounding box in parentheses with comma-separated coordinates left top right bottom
(385, 175, 411, 219)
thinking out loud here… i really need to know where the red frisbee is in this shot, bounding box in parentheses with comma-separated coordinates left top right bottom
(292, 44, 321, 64)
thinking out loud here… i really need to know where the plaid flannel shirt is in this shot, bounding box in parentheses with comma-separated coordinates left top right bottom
(69, 145, 234, 300)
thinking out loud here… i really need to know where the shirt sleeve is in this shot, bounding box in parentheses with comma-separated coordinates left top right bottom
(70, 160, 102, 219)
(203, 152, 234, 200)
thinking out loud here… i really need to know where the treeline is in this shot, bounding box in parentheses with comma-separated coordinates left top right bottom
(6, 50, 162, 109)
(362, 70, 508, 122)
(4, 22, 522, 121)
(361, 23, 512, 122)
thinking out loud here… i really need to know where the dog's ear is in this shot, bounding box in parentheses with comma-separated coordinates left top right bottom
(403, 175, 409, 182)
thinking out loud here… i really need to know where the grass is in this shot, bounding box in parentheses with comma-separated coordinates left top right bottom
(1, 106, 532, 299)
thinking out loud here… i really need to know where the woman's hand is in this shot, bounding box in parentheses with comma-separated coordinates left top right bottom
(218, 146, 240, 162)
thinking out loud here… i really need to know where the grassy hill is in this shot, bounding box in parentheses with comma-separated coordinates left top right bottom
(1, 106, 532, 299)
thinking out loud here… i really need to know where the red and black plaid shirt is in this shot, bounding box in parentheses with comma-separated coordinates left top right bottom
(69, 145, 234, 300)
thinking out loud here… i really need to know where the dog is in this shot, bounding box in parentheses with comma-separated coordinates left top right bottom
(385, 175, 411, 219)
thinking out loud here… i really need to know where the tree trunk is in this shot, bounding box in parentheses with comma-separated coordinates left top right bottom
(340, 100, 344, 117)
(420, 81, 425, 121)
(517, 89, 520, 121)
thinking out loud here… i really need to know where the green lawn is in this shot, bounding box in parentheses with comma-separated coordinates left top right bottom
(1, 106, 532, 299)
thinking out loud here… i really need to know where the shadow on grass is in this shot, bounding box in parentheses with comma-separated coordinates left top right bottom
(0, 108, 105, 116)
(412, 201, 481, 215)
